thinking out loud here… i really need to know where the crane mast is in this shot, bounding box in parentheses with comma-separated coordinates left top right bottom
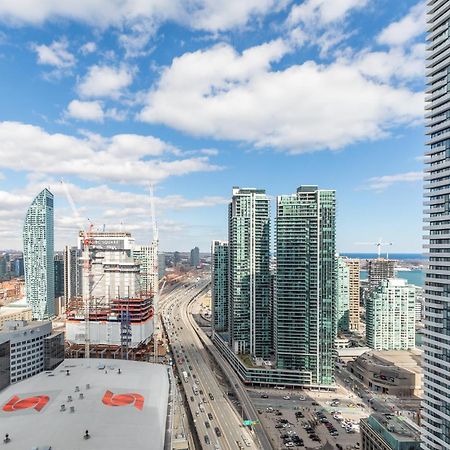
(150, 184, 160, 363)
(61, 180, 92, 359)
(355, 237, 393, 259)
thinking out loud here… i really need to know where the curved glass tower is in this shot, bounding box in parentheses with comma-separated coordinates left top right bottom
(23, 188, 55, 320)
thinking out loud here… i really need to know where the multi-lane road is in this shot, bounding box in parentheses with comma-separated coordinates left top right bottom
(160, 277, 258, 450)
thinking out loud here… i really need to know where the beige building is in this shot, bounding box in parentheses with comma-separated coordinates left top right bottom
(348, 349, 422, 397)
(0, 302, 32, 329)
(346, 258, 360, 332)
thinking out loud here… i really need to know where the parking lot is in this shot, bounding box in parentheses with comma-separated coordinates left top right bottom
(248, 390, 365, 450)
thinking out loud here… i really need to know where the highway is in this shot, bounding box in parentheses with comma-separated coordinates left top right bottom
(160, 277, 258, 450)
(188, 303, 273, 450)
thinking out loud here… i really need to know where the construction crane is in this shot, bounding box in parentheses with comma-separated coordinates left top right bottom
(61, 180, 92, 359)
(355, 238, 393, 259)
(150, 184, 160, 363)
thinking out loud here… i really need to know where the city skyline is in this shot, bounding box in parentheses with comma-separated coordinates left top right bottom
(0, 1, 424, 253)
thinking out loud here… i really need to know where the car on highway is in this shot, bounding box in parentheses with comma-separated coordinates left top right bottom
(209, 393, 214, 400)
(261, 393, 269, 398)
(214, 427, 222, 437)
(204, 435, 210, 444)
(190, 396, 194, 402)
(208, 412, 213, 420)
(283, 395, 291, 400)
(205, 421, 210, 428)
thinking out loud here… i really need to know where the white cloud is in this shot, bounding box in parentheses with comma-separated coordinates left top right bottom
(363, 171, 423, 191)
(347, 43, 425, 83)
(66, 100, 104, 121)
(0, 0, 286, 33)
(65, 100, 128, 122)
(79, 41, 96, 54)
(105, 108, 127, 121)
(32, 39, 75, 68)
(287, 0, 367, 26)
(0, 121, 221, 184)
(139, 41, 423, 153)
(377, 2, 425, 47)
(287, 0, 367, 55)
(78, 64, 134, 98)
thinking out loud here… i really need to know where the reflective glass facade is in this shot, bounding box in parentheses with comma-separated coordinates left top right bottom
(23, 188, 55, 320)
(275, 186, 336, 386)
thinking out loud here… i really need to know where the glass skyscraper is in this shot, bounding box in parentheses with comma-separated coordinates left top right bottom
(336, 256, 350, 332)
(23, 188, 55, 320)
(211, 240, 228, 333)
(366, 278, 416, 351)
(275, 186, 336, 386)
(423, 1, 450, 447)
(228, 187, 271, 359)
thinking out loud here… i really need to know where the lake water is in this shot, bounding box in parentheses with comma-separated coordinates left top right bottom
(342, 253, 424, 261)
(360, 269, 424, 287)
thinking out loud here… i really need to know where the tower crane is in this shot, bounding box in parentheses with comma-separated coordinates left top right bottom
(61, 180, 92, 359)
(149, 184, 160, 363)
(355, 238, 393, 259)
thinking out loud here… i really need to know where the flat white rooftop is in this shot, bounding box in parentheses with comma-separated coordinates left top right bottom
(0, 358, 170, 450)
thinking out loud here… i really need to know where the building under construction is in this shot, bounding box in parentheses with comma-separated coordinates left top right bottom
(61, 180, 164, 361)
(64, 230, 163, 360)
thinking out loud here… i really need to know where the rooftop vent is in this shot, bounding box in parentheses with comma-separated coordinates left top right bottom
(70, 406, 75, 413)
(79, 393, 84, 400)
(67, 395, 73, 402)
(84, 430, 90, 440)
(66, 370, 70, 376)
(86, 383, 90, 389)
(3, 434, 10, 444)
(118, 368, 121, 375)
(60, 404, 66, 412)
(75, 386, 80, 392)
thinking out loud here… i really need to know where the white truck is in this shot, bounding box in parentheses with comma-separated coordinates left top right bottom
(182, 370, 188, 383)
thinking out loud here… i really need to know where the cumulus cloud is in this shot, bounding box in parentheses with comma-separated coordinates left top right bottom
(138, 40, 423, 153)
(345, 43, 425, 83)
(287, 0, 367, 55)
(0, 121, 221, 184)
(66, 100, 104, 121)
(0, 0, 286, 35)
(363, 171, 423, 191)
(377, 1, 425, 47)
(78, 64, 134, 98)
(65, 100, 128, 122)
(31, 39, 75, 68)
(287, 0, 367, 26)
(79, 41, 96, 54)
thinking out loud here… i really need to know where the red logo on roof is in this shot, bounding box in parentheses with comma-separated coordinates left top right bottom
(102, 390, 144, 410)
(2, 395, 49, 412)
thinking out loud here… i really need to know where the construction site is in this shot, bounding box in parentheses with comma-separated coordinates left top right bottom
(63, 183, 166, 362)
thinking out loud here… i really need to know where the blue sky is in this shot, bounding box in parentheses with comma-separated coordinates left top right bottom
(0, 0, 425, 252)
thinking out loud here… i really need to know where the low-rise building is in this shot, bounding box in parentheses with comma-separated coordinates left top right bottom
(0, 320, 64, 389)
(0, 358, 170, 449)
(0, 302, 32, 329)
(348, 350, 422, 397)
(361, 413, 421, 450)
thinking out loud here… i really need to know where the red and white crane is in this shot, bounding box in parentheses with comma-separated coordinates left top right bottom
(61, 180, 92, 359)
